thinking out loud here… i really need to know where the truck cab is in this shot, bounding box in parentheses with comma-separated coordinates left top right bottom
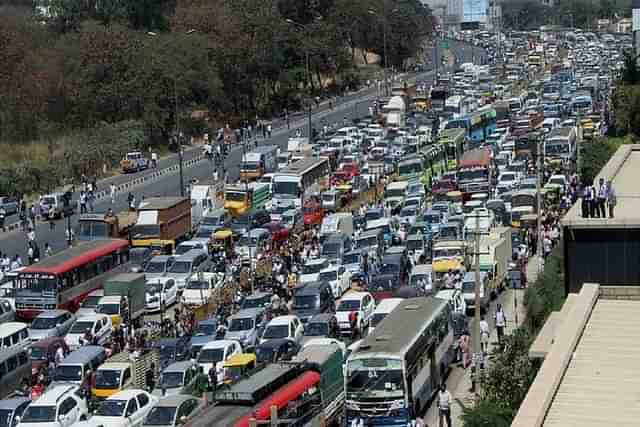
(120, 151, 149, 173)
(77, 212, 137, 241)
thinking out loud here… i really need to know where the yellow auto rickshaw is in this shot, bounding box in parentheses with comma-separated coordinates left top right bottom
(223, 353, 257, 384)
(209, 229, 234, 255)
(446, 190, 464, 204)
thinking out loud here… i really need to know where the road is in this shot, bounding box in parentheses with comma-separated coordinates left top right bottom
(0, 40, 484, 260)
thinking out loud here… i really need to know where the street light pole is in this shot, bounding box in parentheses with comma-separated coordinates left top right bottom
(285, 18, 314, 140)
(382, 0, 389, 97)
(174, 77, 185, 197)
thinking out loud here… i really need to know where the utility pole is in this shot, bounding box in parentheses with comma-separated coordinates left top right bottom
(472, 212, 482, 392)
(174, 78, 185, 197)
(536, 138, 544, 273)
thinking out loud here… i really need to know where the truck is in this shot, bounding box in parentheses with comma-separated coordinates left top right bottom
(92, 349, 159, 400)
(478, 226, 512, 296)
(224, 182, 271, 217)
(457, 147, 492, 195)
(120, 151, 149, 173)
(190, 182, 223, 231)
(432, 239, 467, 286)
(96, 273, 146, 328)
(131, 197, 192, 254)
(77, 212, 137, 241)
(239, 145, 278, 181)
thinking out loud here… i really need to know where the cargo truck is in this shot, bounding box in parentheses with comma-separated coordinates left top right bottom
(224, 182, 271, 217)
(92, 349, 159, 400)
(478, 226, 512, 296)
(96, 273, 146, 328)
(77, 212, 137, 241)
(239, 145, 278, 181)
(131, 197, 191, 254)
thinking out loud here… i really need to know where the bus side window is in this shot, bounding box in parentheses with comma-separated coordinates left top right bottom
(19, 329, 28, 342)
(7, 355, 17, 372)
(18, 351, 28, 366)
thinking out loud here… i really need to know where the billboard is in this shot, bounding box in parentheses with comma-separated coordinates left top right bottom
(462, 0, 488, 24)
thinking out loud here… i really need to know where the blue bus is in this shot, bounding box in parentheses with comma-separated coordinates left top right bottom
(444, 107, 496, 145)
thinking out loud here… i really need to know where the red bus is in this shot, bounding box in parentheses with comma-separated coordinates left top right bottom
(15, 239, 130, 320)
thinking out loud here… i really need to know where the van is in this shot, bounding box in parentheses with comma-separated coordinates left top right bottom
(236, 228, 271, 260)
(320, 213, 354, 241)
(54, 346, 106, 385)
(143, 255, 175, 281)
(224, 308, 266, 349)
(369, 298, 403, 333)
(355, 228, 384, 260)
(409, 264, 434, 294)
(291, 281, 335, 323)
(39, 193, 74, 220)
(92, 362, 134, 399)
(321, 233, 352, 265)
(0, 323, 29, 352)
(461, 271, 490, 313)
(165, 250, 210, 290)
(0, 347, 31, 399)
(153, 360, 199, 397)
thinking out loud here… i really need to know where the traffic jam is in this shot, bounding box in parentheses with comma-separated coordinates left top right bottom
(0, 27, 622, 427)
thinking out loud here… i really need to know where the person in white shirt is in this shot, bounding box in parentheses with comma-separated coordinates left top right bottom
(494, 304, 507, 345)
(55, 345, 65, 367)
(479, 316, 490, 354)
(437, 383, 452, 427)
(110, 183, 116, 204)
(543, 236, 552, 258)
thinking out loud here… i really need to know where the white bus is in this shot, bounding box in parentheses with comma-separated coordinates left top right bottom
(444, 95, 475, 118)
(272, 157, 330, 209)
(345, 297, 455, 426)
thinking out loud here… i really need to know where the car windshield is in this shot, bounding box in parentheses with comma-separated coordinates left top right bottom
(169, 261, 192, 274)
(145, 261, 167, 274)
(462, 281, 475, 293)
(343, 253, 360, 265)
(30, 316, 59, 330)
(262, 324, 289, 339)
(97, 304, 120, 315)
(241, 296, 268, 309)
(0, 409, 13, 427)
(186, 280, 209, 290)
(95, 369, 121, 389)
(95, 400, 126, 417)
(379, 263, 399, 274)
(197, 348, 224, 363)
(321, 243, 341, 258)
(229, 318, 254, 332)
(294, 295, 319, 309)
(81, 295, 102, 309)
(160, 371, 184, 388)
(255, 347, 274, 364)
(144, 406, 177, 426)
(400, 207, 417, 217)
(337, 300, 360, 311)
(20, 406, 56, 423)
(194, 323, 216, 336)
(201, 215, 223, 226)
(302, 262, 326, 275)
(69, 320, 94, 334)
(499, 173, 516, 182)
(365, 211, 382, 221)
(29, 346, 48, 360)
(55, 365, 82, 382)
(319, 270, 338, 282)
(175, 245, 197, 255)
(304, 322, 328, 336)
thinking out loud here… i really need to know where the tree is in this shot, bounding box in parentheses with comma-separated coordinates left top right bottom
(458, 399, 514, 427)
(500, 0, 550, 30)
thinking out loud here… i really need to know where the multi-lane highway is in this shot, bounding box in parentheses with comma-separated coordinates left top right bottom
(0, 40, 484, 260)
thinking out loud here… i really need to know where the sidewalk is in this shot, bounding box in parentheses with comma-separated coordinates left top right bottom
(424, 257, 539, 427)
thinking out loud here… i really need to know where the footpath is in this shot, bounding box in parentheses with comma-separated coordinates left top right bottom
(424, 256, 541, 427)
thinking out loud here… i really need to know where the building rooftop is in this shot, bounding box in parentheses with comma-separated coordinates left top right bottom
(564, 144, 640, 228)
(512, 283, 640, 427)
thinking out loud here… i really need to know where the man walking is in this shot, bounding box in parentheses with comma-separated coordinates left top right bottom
(479, 316, 490, 354)
(437, 383, 452, 427)
(494, 304, 507, 345)
(596, 177, 607, 218)
(0, 206, 5, 232)
(110, 184, 116, 204)
(607, 180, 616, 218)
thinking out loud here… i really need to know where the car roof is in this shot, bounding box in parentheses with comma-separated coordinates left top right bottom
(340, 291, 369, 301)
(107, 389, 147, 400)
(33, 384, 79, 405)
(228, 308, 264, 320)
(30, 336, 66, 349)
(154, 394, 199, 407)
(201, 339, 238, 350)
(35, 309, 69, 318)
(163, 360, 197, 373)
(267, 315, 298, 325)
(73, 314, 107, 323)
(294, 281, 329, 296)
(60, 346, 104, 364)
(257, 338, 291, 349)
(307, 313, 335, 323)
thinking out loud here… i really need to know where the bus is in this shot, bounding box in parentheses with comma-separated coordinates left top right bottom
(437, 128, 466, 170)
(570, 94, 593, 116)
(445, 107, 496, 146)
(15, 239, 130, 320)
(429, 86, 449, 113)
(398, 157, 425, 183)
(345, 297, 455, 426)
(444, 95, 475, 118)
(272, 157, 331, 210)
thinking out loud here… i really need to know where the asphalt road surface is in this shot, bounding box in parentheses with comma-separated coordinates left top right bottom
(0, 40, 485, 260)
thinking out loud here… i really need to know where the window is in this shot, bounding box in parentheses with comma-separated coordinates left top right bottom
(59, 397, 76, 415)
(123, 368, 131, 385)
(11, 333, 19, 345)
(126, 399, 138, 416)
(7, 356, 17, 371)
(137, 393, 149, 408)
(18, 351, 28, 366)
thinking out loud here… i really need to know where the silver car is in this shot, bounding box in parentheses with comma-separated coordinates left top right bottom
(28, 310, 76, 342)
(224, 308, 266, 349)
(143, 395, 205, 427)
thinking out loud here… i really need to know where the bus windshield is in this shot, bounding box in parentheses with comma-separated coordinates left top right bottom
(347, 363, 404, 395)
(273, 180, 299, 196)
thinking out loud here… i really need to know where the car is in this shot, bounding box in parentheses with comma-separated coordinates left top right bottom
(195, 340, 242, 384)
(142, 395, 204, 427)
(28, 310, 76, 342)
(497, 172, 520, 192)
(64, 314, 112, 350)
(0, 397, 30, 427)
(291, 281, 335, 323)
(0, 197, 18, 216)
(191, 318, 218, 338)
(299, 337, 346, 358)
(152, 361, 199, 398)
(260, 315, 304, 345)
(143, 256, 175, 281)
(335, 291, 376, 336)
(28, 337, 69, 382)
(299, 258, 330, 284)
(301, 313, 340, 346)
(262, 222, 290, 244)
(76, 289, 104, 317)
(39, 193, 72, 220)
(174, 241, 208, 257)
(92, 390, 158, 427)
(254, 339, 300, 365)
(152, 338, 191, 370)
(145, 278, 178, 313)
(317, 265, 351, 298)
(402, 196, 423, 211)
(398, 206, 419, 226)
(17, 384, 88, 427)
(181, 273, 219, 307)
(239, 292, 272, 311)
(224, 308, 266, 349)
(0, 299, 14, 323)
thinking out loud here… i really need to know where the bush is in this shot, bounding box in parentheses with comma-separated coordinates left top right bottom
(580, 136, 632, 184)
(458, 399, 514, 427)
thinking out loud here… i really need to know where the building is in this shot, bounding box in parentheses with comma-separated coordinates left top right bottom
(512, 282, 640, 427)
(462, 0, 489, 24)
(562, 144, 640, 295)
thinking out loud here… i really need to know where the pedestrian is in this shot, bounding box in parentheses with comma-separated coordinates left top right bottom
(127, 192, 136, 212)
(79, 191, 87, 214)
(459, 330, 471, 368)
(29, 205, 36, 228)
(437, 383, 452, 427)
(110, 184, 116, 204)
(27, 245, 34, 265)
(494, 304, 507, 346)
(543, 234, 552, 258)
(267, 123, 272, 138)
(479, 316, 490, 354)
(48, 206, 55, 230)
(0, 206, 5, 232)
(596, 177, 607, 218)
(607, 180, 616, 218)
(152, 151, 158, 168)
(145, 363, 156, 392)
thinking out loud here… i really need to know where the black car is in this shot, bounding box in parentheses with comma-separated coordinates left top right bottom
(153, 337, 191, 369)
(255, 339, 300, 365)
(301, 313, 340, 346)
(291, 281, 335, 323)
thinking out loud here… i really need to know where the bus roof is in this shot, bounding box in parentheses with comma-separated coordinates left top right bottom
(277, 157, 329, 177)
(21, 239, 129, 275)
(353, 297, 448, 356)
(138, 197, 188, 210)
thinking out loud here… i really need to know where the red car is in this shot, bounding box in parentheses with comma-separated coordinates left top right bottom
(263, 221, 290, 244)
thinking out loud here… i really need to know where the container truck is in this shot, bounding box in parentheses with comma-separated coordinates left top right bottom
(131, 197, 191, 254)
(96, 273, 146, 327)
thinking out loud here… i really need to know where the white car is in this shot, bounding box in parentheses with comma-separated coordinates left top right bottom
(92, 390, 158, 427)
(335, 291, 376, 336)
(181, 273, 221, 306)
(260, 315, 304, 345)
(17, 384, 88, 427)
(76, 289, 104, 317)
(145, 278, 178, 313)
(398, 206, 419, 226)
(435, 289, 467, 314)
(318, 265, 352, 298)
(496, 172, 519, 192)
(299, 258, 330, 284)
(65, 314, 112, 350)
(300, 338, 346, 358)
(196, 340, 242, 384)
